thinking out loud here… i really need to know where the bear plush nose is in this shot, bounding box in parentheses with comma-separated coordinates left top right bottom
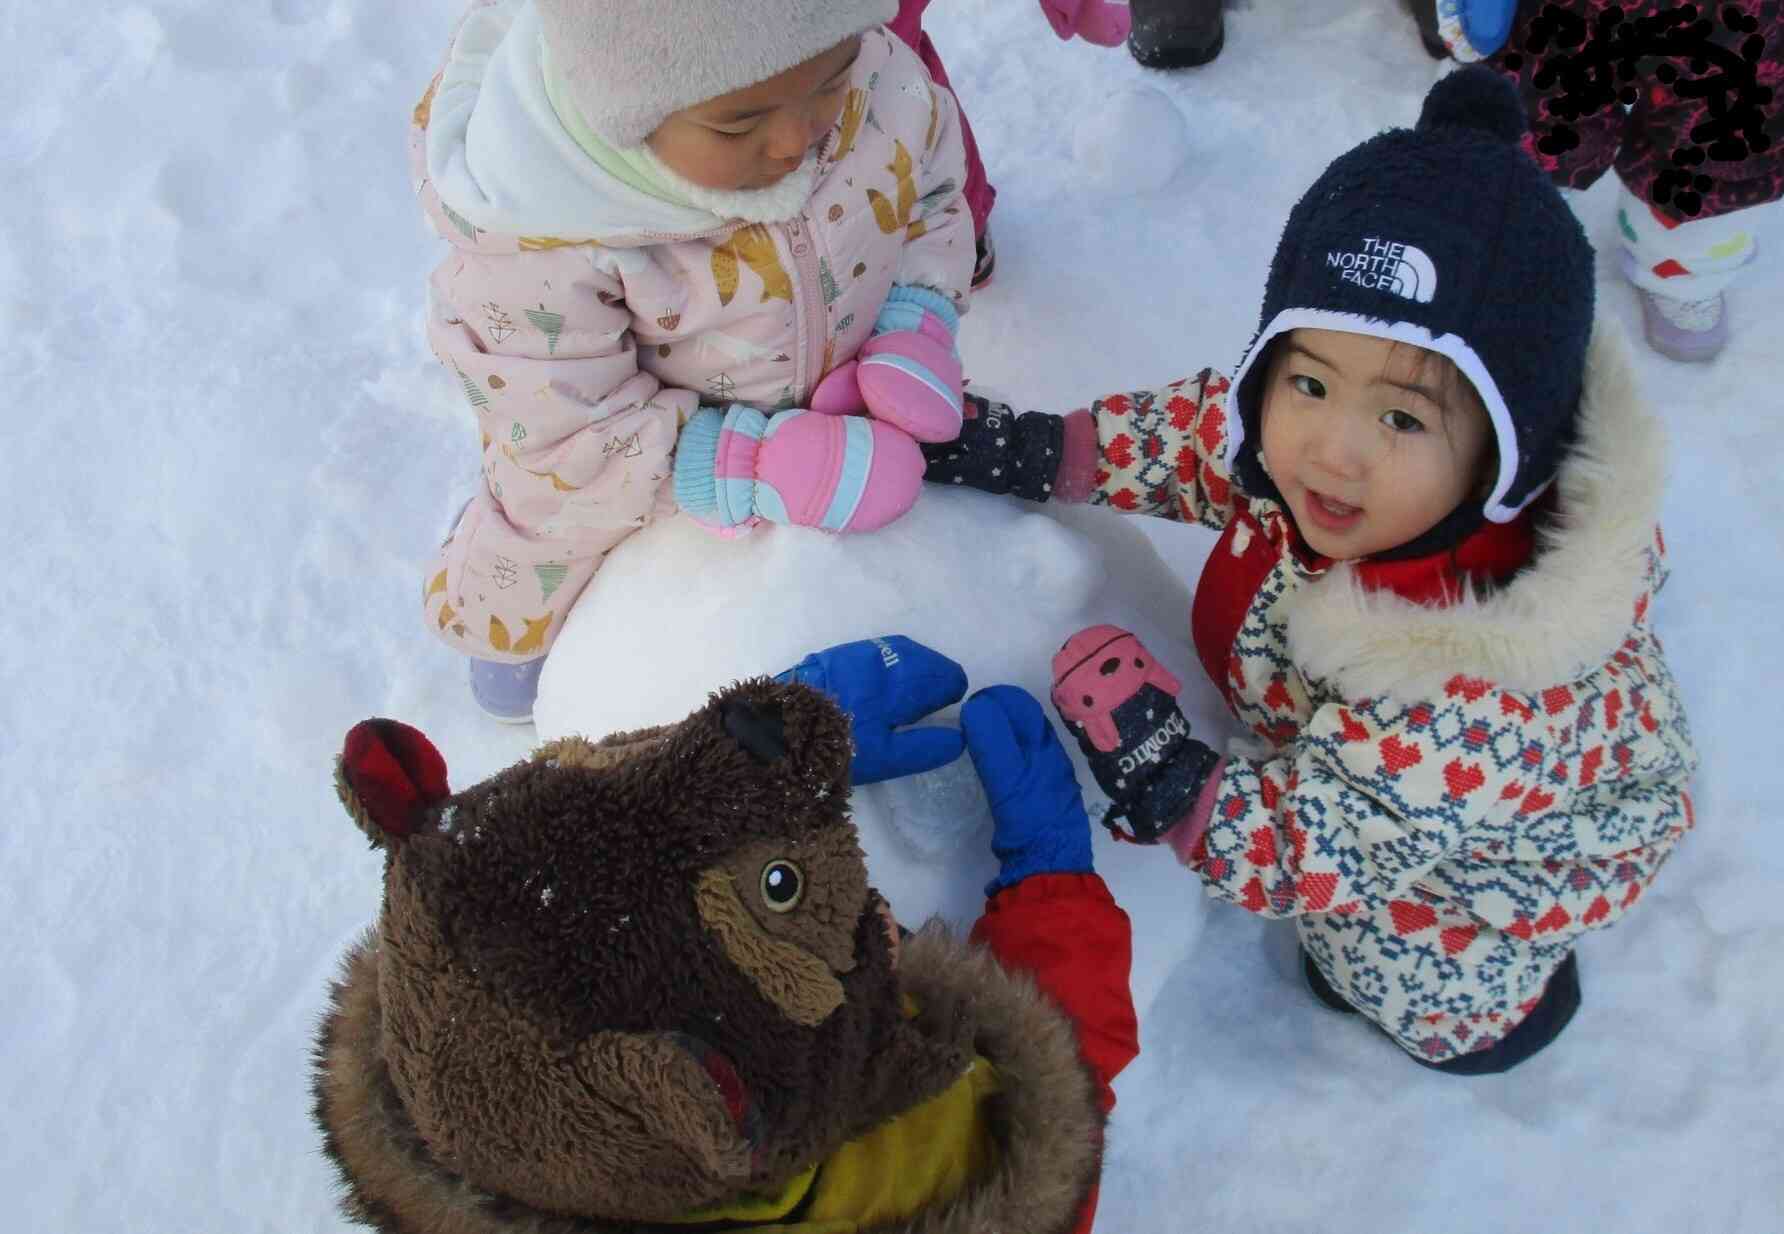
(721, 700, 786, 764)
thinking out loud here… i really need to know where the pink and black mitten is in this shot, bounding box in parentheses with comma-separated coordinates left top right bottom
(921, 393, 1101, 504)
(1049, 624, 1219, 843)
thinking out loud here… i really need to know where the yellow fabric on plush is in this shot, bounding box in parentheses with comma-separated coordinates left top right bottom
(671, 1057, 1001, 1231)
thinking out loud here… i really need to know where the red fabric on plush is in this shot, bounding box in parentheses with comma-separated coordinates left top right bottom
(340, 719, 450, 840)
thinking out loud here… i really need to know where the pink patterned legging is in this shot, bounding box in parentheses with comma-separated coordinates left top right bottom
(888, 0, 996, 238)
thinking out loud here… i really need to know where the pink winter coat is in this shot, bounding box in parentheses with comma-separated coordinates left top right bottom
(411, 2, 972, 661)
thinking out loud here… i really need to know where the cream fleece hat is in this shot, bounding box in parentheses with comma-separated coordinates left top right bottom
(536, 0, 897, 147)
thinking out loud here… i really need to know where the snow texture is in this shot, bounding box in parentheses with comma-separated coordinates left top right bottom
(5, 0, 1780, 1231)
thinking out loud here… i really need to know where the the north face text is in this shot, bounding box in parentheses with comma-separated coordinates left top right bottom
(1326, 237, 1438, 303)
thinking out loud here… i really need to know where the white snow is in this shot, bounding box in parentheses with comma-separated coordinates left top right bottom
(6, 0, 1781, 1231)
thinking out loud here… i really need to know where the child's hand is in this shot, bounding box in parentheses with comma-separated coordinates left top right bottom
(778, 637, 967, 785)
(673, 405, 924, 535)
(962, 685, 1095, 894)
(922, 394, 1066, 502)
(1036, 0, 1132, 47)
(812, 286, 964, 443)
(1050, 625, 1220, 843)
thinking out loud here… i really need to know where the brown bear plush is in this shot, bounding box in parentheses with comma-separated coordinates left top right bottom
(313, 676, 1127, 1233)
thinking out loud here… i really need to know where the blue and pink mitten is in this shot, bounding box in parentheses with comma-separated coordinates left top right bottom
(810, 285, 964, 444)
(674, 404, 925, 535)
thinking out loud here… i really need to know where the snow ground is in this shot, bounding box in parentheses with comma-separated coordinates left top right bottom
(5, 0, 1780, 1230)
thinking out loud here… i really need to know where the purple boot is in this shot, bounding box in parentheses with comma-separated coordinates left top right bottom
(1635, 287, 1729, 363)
(1620, 248, 1731, 363)
(469, 657, 544, 724)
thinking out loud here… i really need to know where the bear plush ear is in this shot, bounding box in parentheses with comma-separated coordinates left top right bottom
(335, 718, 450, 849)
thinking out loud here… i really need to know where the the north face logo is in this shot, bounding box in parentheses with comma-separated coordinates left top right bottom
(1325, 237, 1437, 303)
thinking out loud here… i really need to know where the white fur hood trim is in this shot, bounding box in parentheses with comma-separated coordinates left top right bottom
(1287, 320, 1666, 702)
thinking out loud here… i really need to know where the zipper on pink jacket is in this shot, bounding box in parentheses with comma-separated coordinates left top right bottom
(783, 213, 829, 403)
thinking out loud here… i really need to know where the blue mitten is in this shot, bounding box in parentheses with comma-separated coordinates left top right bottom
(962, 685, 1094, 895)
(777, 637, 967, 785)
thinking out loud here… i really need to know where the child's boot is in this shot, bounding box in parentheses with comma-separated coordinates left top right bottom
(1404, 0, 1446, 58)
(1634, 286, 1730, 364)
(971, 228, 996, 291)
(469, 657, 544, 724)
(1404, 1, 1520, 60)
(1425, 953, 1581, 1075)
(1619, 247, 1733, 363)
(1300, 947, 1360, 1014)
(1615, 184, 1758, 364)
(1127, 0, 1225, 69)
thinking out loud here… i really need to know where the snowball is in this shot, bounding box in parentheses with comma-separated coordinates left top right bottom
(535, 488, 1221, 930)
(1071, 85, 1191, 195)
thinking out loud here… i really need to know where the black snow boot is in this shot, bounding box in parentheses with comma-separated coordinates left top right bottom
(1301, 948, 1360, 1014)
(1128, 0, 1225, 69)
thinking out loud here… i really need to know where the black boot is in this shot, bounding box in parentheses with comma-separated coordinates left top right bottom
(1301, 948, 1360, 1014)
(1424, 953, 1581, 1076)
(1128, 0, 1225, 70)
(1404, 0, 1450, 59)
(971, 229, 996, 291)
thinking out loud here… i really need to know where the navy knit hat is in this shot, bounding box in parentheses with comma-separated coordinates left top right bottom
(1228, 66, 1596, 546)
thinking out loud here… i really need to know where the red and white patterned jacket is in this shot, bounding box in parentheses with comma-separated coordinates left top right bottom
(1076, 323, 1698, 1064)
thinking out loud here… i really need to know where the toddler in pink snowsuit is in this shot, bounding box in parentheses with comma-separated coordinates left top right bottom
(410, 0, 975, 720)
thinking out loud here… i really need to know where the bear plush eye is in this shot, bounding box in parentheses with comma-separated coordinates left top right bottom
(760, 860, 804, 913)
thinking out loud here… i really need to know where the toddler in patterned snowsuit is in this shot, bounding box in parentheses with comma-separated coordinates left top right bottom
(410, 0, 976, 720)
(924, 67, 1699, 1073)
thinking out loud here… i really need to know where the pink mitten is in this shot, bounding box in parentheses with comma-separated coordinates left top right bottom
(1037, 0, 1132, 47)
(673, 405, 925, 534)
(856, 286, 964, 444)
(809, 360, 867, 415)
